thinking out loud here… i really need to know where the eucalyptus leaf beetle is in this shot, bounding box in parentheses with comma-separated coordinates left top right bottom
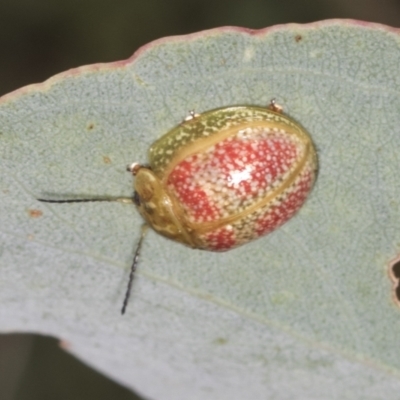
(129, 101, 317, 251)
(39, 101, 317, 314)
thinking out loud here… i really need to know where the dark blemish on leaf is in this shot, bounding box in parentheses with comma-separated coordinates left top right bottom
(103, 156, 111, 164)
(28, 209, 43, 218)
(389, 256, 400, 306)
(87, 123, 95, 131)
(295, 35, 302, 42)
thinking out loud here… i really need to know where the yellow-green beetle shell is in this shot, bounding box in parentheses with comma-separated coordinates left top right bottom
(133, 105, 317, 251)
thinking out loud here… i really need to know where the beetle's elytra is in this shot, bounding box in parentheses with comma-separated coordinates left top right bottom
(130, 103, 317, 252)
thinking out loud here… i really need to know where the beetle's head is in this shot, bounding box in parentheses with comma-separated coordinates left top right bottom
(129, 165, 196, 248)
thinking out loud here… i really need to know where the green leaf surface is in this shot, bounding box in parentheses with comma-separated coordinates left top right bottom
(1, 20, 400, 399)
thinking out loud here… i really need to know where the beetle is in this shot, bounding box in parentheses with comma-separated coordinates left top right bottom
(39, 100, 317, 314)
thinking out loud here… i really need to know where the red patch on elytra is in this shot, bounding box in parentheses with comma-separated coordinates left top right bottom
(255, 171, 313, 236)
(167, 157, 219, 221)
(212, 136, 298, 203)
(204, 226, 236, 251)
(168, 133, 301, 225)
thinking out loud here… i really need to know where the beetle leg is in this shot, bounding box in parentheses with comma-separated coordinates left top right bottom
(268, 99, 283, 113)
(183, 110, 200, 122)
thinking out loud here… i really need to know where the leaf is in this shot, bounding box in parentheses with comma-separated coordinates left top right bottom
(2, 20, 400, 399)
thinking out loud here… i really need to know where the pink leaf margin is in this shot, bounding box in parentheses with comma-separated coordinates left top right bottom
(0, 19, 398, 104)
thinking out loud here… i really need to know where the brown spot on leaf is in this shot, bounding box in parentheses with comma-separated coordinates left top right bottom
(28, 209, 43, 218)
(87, 123, 95, 131)
(103, 156, 111, 164)
(213, 337, 228, 345)
(295, 35, 302, 42)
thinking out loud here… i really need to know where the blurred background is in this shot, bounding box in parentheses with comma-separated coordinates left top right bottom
(0, 0, 399, 399)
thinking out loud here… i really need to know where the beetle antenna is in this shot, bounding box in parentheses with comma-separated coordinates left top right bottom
(37, 197, 134, 204)
(121, 224, 148, 315)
